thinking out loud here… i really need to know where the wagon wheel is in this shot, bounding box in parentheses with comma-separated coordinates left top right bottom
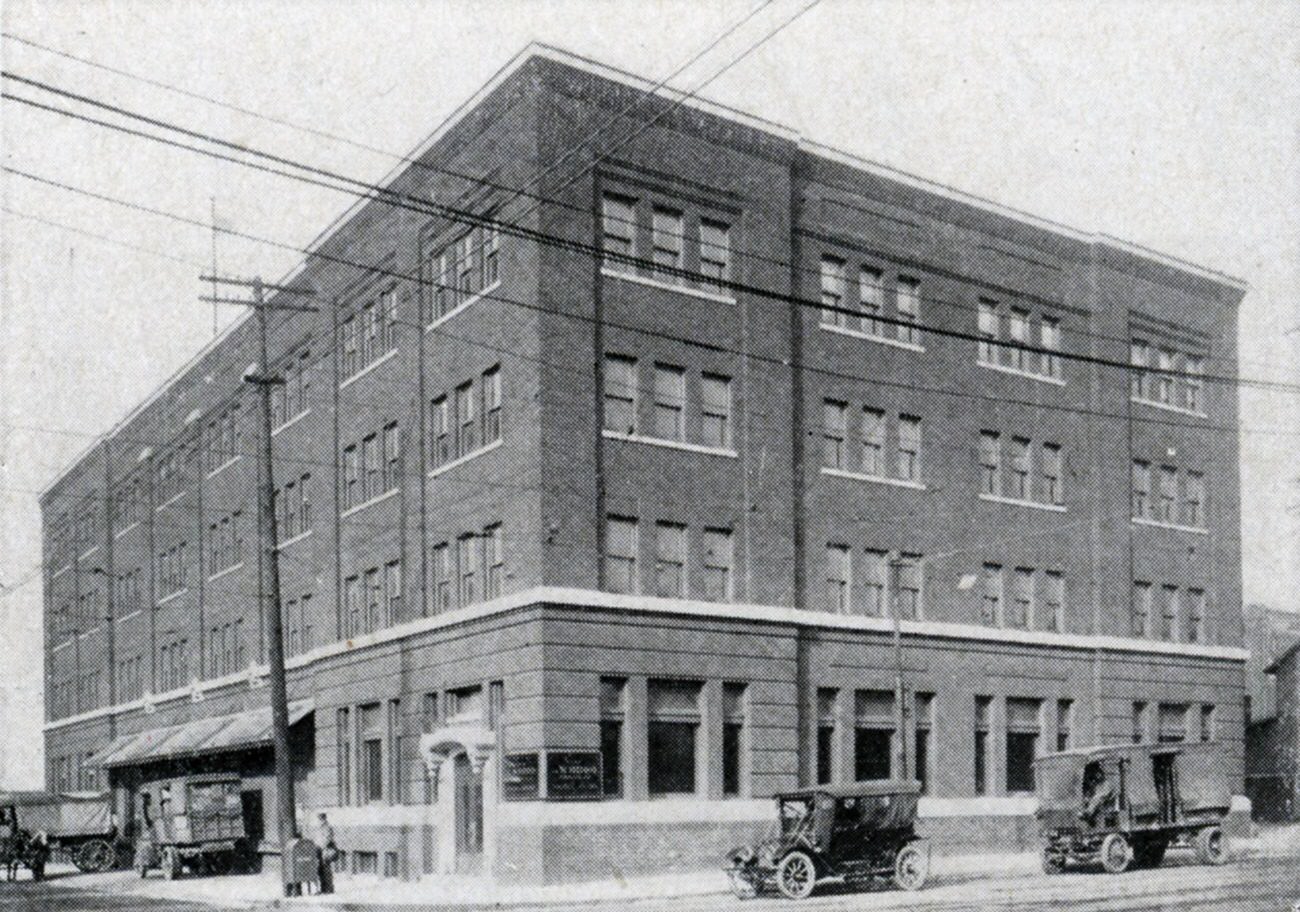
(776, 851, 817, 900)
(1099, 833, 1132, 874)
(74, 839, 116, 873)
(1193, 826, 1228, 866)
(893, 843, 928, 891)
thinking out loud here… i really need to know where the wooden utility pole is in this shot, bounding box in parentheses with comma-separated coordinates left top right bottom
(200, 274, 315, 895)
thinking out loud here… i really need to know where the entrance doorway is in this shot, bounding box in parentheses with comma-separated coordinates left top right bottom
(453, 754, 484, 874)
(240, 790, 265, 845)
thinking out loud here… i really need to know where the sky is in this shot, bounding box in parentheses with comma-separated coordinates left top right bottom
(1, 0, 1297, 788)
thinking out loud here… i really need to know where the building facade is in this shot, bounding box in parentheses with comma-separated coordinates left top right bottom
(41, 46, 1248, 884)
(1245, 605, 1300, 820)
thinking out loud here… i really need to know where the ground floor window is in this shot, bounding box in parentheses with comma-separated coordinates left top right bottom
(353, 851, 378, 875)
(647, 679, 701, 796)
(854, 690, 895, 781)
(974, 696, 991, 795)
(1158, 703, 1189, 743)
(360, 703, 383, 803)
(722, 683, 747, 796)
(1005, 698, 1042, 794)
(600, 677, 626, 798)
(914, 692, 934, 794)
(816, 688, 837, 785)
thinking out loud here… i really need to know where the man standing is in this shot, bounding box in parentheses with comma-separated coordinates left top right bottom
(314, 812, 336, 895)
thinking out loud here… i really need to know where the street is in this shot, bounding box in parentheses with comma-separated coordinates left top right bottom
(0, 851, 1296, 912)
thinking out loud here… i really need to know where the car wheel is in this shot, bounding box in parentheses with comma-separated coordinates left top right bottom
(1099, 833, 1132, 874)
(1193, 826, 1228, 865)
(894, 843, 928, 891)
(1041, 846, 1067, 874)
(76, 839, 116, 873)
(776, 851, 817, 900)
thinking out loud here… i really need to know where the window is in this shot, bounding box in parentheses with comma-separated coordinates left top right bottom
(820, 257, 847, 327)
(647, 680, 701, 795)
(384, 560, 402, 625)
(1158, 466, 1178, 522)
(336, 708, 351, 805)
(430, 397, 450, 467)
(915, 692, 934, 795)
(854, 690, 894, 781)
(456, 534, 478, 606)
(863, 409, 886, 476)
(826, 544, 851, 613)
(895, 277, 921, 345)
(455, 382, 476, 457)
(816, 688, 837, 785)
(1007, 308, 1031, 371)
(1132, 701, 1148, 744)
(1158, 703, 1188, 743)
(343, 445, 360, 510)
(1132, 581, 1152, 637)
(1040, 316, 1062, 378)
(1185, 471, 1205, 527)
(863, 549, 887, 616)
(981, 563, 1003, 625)
(431, 543, 452, 612)
(1056, 700, 1073, 752)
(447, 685, 482, 723)
(601, 194, 635, 261)
(653, 522, 686, 597)
(700, 374, 731, 448)
(1008, 568, 1033, 629)
(343, 575, 361, 637)
(599, 677, 626, 798)
(897, 415, 922, 482)
(1131, 461, 1151, 518)
(481, 224, 499, 288)
(364, 567, 382, 632)
(1184, 355, 1204, 412)
(481, 366, 502, 444)
(822, 400, 847, 469)
(483, 525, 504, 599)
(1200, 705, 1215, 742)
(891, 553, 922, 620)
(1160, 585, 1179, 641)
(653, 365, 686, 441)
(362, 434, 381, 502)
(651, 207, 684, 281)
(603, 355, 637, 434)
(722, 683, 747, 797)
(1009, 437, 1031, 499)
(382, 423, 400, 492)
(979, 432, 1001, 495)
(1130, 339, 1151, 399)
(1187, 588, 1206, 643)
(1042, 571, 1065, 632)
(977, 300, 999, 364)
(702, 528, 733, 602)
(860, 268, 884, 336)
(359, 704, 383, 803)
(604, 516, 638, 594)
(699, 220, 731, 290)
(1005, 698, 1041, 794)
(1041, 443, 1063, 505)
(1156, 349, 1176, 404)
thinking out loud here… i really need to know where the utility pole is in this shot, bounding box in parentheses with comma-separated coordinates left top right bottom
(200, 274, 315, 895)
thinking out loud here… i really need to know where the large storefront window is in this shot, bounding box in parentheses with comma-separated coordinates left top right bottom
(647, 680, 701, 796)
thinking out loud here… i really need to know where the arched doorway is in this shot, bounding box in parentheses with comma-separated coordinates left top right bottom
(419, 726, 496, 876)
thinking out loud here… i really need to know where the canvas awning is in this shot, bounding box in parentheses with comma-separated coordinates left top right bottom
(99, 699, 313, 768)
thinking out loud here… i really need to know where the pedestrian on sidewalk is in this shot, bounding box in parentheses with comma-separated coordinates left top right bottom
(314, 812, 336, 895)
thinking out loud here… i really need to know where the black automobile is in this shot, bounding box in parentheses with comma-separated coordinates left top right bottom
(725, 780, 929, 900)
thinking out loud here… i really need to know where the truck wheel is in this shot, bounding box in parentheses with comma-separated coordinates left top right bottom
(776, 851, 816, 900)
(893, 843, 928, 891)
(1193, 826, 1228, 865)
(75, 839, 116, 873)
(1099, 833, 1132, 874)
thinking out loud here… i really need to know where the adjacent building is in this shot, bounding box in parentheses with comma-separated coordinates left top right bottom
(1245, 604, 1300, 820)
(41, 45, 1249, 884)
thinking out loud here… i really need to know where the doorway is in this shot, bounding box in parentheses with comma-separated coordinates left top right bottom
(453, 754, 484, 874)
(240, 790, 265, 845)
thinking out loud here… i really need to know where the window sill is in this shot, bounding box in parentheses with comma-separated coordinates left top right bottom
(978, 493, 1067, 513)
(157, 588, 189, 607)
(428, 438, 504, 479)
(78, 545, 100, 562)
(78, 626, 101, 640)
(600, 266, 736, 305)
(1131, 516, 1208, 535)
(115, 609, 143, 625)
(1130, 397, 1207, 419)
(340, 486, 400, 518)
(820, 323, 925, 353)
(272, 408, 312, 436)
(978, 360, 1066, 386)
(277, 528, 314, 551)
(426, 280, 501, 333)
(52, 638, 75, 654)
(156, 491, 186, 512)
(206, 456, 242, 480)
(51, 564, 72, 581)
(601, 429, 739, 458)
(340, 349, 398, 391)
(114, 520, 141, 540)
(820, 466, 926, 490)
(207, 561, 245, 583)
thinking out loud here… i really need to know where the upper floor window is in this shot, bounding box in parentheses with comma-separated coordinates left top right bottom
(206, 406, 241, 472)
(653, 365, 686, 441)
(818, 252, 924, 350)
(978, 298, 1062, 380)
(895, 277, 921, 346)
(600, 191, 734, 298)
(272, 347, 312, 428)
(601, 194, 636, 260)
(428, 221, 500, 322)
(820, 257, 848, 328)
(1132, 458, 1206, 529)
(603, 355, 638, 435)
(897, 415, 923, 483)
(1130, 333, 1209, 414)
(653, 522, 687, 598)
(604, 516, 639, 595)
(207, 510, 244, 574)
(603, 354, 735, 452)
(701, 374, 732, 449)
(341, 422, 399, 510)
(341, 286, 399, 381)
(428, 368, 503, 469)
(699, 220, 731, 291)
(823, 400, 848, 469)
(702, 528, 734, 602)
(826, 544, 851, 613)
(981, 432, 1065, 507)
(651, 207, 685, 282)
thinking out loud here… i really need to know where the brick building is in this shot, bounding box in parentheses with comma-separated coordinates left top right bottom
(1245, 605, 1300, 819)
(41, 45, 1249, 884)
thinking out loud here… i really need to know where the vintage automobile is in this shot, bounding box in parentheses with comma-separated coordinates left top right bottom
(0, 790, 121, 875)
(134, 773, 254, 879)
(725, 780, 929, 899)
(1035, 740, 1232, 874)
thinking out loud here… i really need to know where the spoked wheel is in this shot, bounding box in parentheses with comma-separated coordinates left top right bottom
(1099, 833, 1132, 874)
(893, 842, 929, 891)
(1193, 826, 1228, 865)
(776, 851, 817, 900)
(1042, 846, 1067, 874)
(74, 839, 116, 873)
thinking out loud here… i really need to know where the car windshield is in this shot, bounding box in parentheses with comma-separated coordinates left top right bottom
(779, 797, 814, 837)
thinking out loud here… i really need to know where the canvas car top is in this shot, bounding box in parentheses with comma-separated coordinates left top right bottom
(1033, 740, 1225, 765)
(776, 780, 921, 801)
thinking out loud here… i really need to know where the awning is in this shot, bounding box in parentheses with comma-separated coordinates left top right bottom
(100, 699, 313, 768)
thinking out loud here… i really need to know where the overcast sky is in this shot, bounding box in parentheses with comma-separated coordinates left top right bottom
(2, 0, 1297, 787)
